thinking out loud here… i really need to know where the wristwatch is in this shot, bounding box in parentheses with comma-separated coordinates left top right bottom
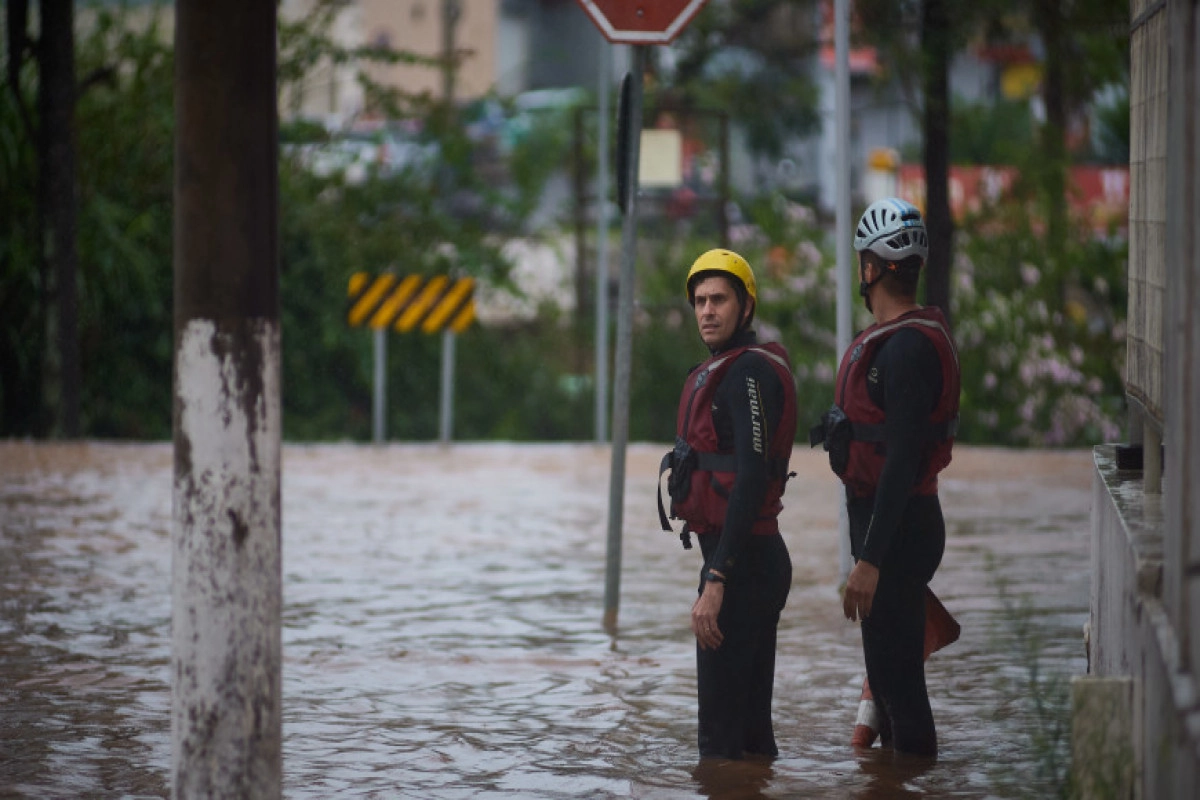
(705, 570, 726, 585)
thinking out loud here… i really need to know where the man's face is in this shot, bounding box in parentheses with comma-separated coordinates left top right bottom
(692, 275, 748, 349)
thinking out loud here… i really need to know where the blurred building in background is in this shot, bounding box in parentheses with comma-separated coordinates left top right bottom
(87, 1, 1128, 215)
(278, 0, 621, 127)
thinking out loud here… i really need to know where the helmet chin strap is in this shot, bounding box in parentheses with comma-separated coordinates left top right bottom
(858, 265, 885, 313)
(737, 298, 756, 333)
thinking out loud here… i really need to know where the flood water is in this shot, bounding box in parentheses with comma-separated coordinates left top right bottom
(0, 442, 1093, 798)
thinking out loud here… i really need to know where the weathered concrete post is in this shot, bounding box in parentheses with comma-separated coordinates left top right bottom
(172, 2, 281, 797)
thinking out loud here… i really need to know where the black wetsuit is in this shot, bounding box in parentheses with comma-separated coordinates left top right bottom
(693, 328, 793, 760)
(849, 326, 946, 757)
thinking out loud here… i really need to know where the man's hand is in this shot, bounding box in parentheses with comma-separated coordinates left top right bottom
(843, 560, 880, 622)
(691, 582, 725, 650)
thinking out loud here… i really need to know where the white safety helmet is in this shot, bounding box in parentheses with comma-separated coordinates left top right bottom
(853, 198, 929, 263)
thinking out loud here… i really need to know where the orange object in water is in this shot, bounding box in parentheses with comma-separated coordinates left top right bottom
(851, 588, 960, 748)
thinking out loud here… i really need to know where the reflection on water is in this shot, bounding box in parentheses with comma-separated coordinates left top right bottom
(0, 443, 1093, 798)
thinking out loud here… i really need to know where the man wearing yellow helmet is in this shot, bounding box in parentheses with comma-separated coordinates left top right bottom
(659, 248, 797, 760)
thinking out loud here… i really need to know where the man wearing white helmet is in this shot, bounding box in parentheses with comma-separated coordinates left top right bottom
(659, 248, 797, 760)
(812, 198, 961, 757)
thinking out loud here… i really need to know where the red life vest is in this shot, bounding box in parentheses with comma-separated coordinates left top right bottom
(833, 307, 960, 499)
(663, 342, 797, 536)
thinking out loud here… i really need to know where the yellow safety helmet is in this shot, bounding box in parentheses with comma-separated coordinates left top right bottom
(685, 249, 757, 304)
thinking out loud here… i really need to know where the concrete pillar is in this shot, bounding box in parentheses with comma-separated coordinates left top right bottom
(1071, 676, 1136, 800)
(1164, 0, 1200, 702)
(171, 1, 281, 797)
(1143, 425, 1162, 494)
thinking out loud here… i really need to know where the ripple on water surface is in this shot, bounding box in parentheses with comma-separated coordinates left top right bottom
(0, 442, 1092, 798)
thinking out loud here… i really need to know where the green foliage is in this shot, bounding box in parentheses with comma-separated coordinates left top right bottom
(73, 6, 176, 437)
(276, 160, 516, 440)
(458, 316, 594, 441)
(0, 0, 591, 440)
(951, 97, 1036, 165)
(0, 1, 1130, 449)
(988, 555, 1075, 799)
(952, 171, 1126, 447)
(663, 0, 822, 159)
(1, 2, 176, 437)
(0, 51, 45, 433)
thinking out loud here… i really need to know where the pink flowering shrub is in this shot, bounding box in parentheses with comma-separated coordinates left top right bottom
(633, 190, 1125, 448)
(952, 203, 1127, 447)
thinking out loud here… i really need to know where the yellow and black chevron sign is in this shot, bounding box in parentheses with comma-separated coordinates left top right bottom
(347, 273, 476, 334)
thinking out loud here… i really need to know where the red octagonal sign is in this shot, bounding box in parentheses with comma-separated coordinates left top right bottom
(577, 0, 708, 45)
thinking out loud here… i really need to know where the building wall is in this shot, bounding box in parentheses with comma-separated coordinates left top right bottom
(1088, 1, 1200, 796)
(1091, 446, 1200, 796)
(1126, 0, 1168, 424)
(359, 0, 497, 103)
(1162, 0, 1200, 689)
(277, 0, 502, 124)
(279, 0, 366, 123)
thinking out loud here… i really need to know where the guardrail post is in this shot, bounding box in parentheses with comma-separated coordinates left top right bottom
(439, 329, 455, 443)
(373, 327, 387, 443)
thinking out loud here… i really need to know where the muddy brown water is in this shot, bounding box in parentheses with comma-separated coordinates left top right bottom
(0, 442, 1093, 798)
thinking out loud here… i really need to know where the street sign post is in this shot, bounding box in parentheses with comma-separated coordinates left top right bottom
(577, 0, 707, 45)
(577, 0, 708, 632)
(347, 273, 476, 444)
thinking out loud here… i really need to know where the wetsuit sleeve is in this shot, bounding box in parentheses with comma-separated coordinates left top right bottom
(708, 353, 786, 577)
(860, 327, 943, 567)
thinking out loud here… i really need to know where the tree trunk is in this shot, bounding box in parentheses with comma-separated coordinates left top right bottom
(1033, 0, 1068, 258)
(921, 0, 953, 326)
(3, 0, 47, 435)
(37, 0, 80, 437)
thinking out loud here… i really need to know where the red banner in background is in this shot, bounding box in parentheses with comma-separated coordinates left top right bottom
(895, 164, 1130, 236)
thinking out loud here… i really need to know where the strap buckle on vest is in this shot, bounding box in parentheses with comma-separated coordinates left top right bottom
(812, 413, 960, 446)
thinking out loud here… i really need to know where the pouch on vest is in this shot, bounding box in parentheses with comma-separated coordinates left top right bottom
(657, 437, 698, 548)
(657, 437, 696, 529)
(811, 404, 852, 476)
(667, 436, 696, 504)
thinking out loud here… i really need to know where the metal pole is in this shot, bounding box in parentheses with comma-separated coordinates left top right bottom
(442, 0, 461, 104)
(718, 113, 730, 248)
(373, 327, 386, 443)
(439, 329, 455, 443)
(595, 39, 612, 443)
(835, 0, 853, 581)
(172, 1, 281, 796)
(574, 108, 588, 339)
(604, 46, 644, 632)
